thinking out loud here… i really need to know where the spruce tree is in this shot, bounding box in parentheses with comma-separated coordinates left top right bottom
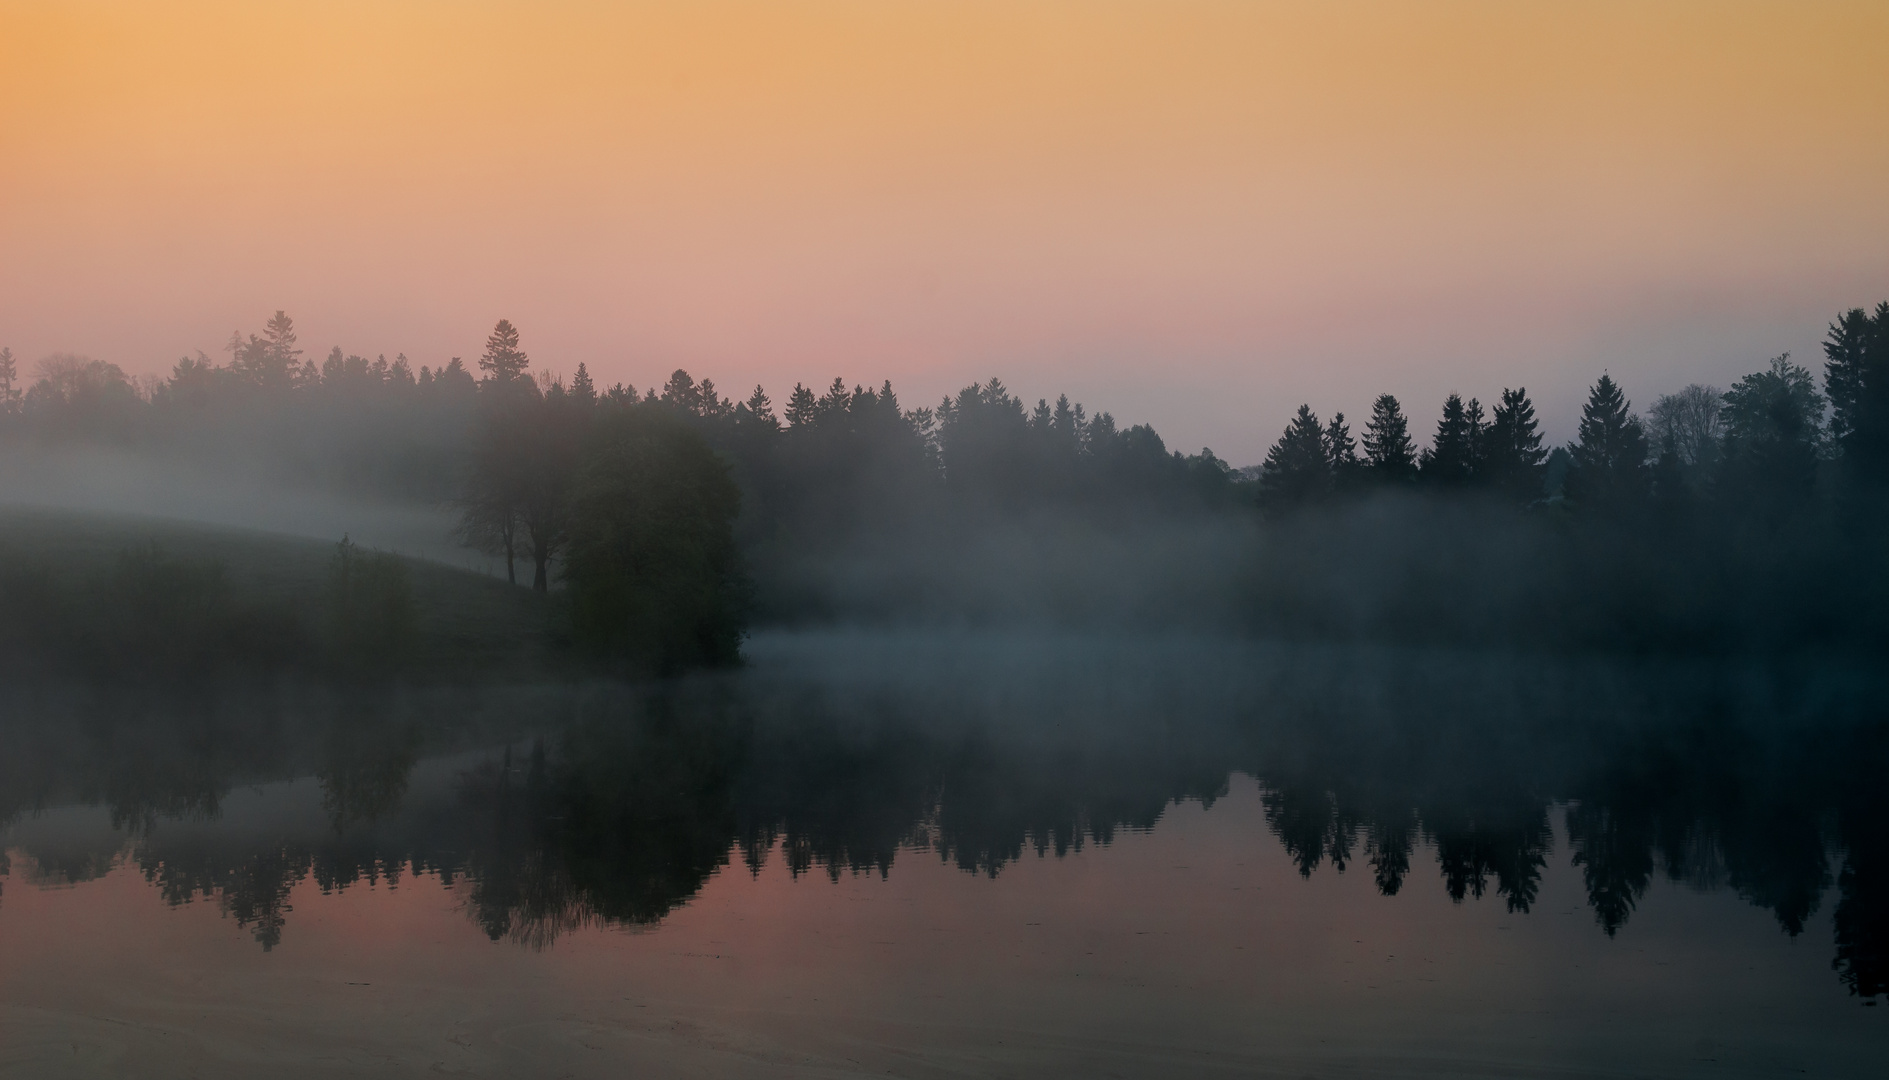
(570, 362, 597, 405)
(1324, 411, 1359, 486)
(1823, 301, 1889, 490)
(1463, 397, 1489, 480)
(1362, 394, 1417, 483)
(478, 319, 530, 384)
(784, 383, 817, 428)
(1419, 393, 1476, 486)
(1567, 374, 1651, 508)
(743, 385, 781, 430)
(1484, 387, 1548, 501)
(1258, 404, 1331, 507)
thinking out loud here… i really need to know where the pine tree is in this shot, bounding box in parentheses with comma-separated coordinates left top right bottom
(1463, 397, 1488, 480)
(1483, 387, 1548, 501)
(1419, 393, 1476, 486)
(1362, 394, 1417, 483)
(1258, 404, 1331, 507)
(1823, 301, 1889, 490)
(569, 363, 596, 404)
(743, 385, 781, 430)
(784, 383, 817, 428)
(1567, 374, 1651, 508)
(478, 319, 530, 383)
(1324, 412, 1358, 485)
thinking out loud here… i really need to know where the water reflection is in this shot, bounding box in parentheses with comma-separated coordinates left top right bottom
(1, 637, 1885, 1000)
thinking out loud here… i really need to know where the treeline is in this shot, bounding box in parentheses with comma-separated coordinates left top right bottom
(4, 301, 1888, 657)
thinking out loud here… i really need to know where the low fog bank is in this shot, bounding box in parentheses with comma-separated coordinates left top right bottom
(0, 443, 491, 573)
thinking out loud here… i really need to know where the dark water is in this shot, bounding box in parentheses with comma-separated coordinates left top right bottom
(2, 633, 1885, 1077)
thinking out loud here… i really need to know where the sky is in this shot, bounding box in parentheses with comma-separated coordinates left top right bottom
(2, 0, 1886, 462)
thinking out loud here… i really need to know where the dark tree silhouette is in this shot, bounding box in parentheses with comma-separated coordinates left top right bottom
(1258, 405, 1331, 508)
(1566, 374, 1650, 509)
(1418, 392, 1479, 486)
(1717, 354, 1825, 512)
(1324, 411, 1359, 487)
(477, 319, 530, 384)
(563, 409, 747, 671)
(1482, 387, 1548, 501)
(1823, 302, 1889, 496)
(1361, 393, 1418, 483)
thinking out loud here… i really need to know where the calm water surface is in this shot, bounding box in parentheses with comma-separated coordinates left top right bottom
(2, 634, 1884, 1077)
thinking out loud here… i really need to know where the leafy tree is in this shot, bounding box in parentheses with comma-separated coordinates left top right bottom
(1647, 385, 1724, 470)
(1566, 374, 1650, 509)
(1483, 387, 1548, 501)
(477, 319, 530, 384)
(1824, 301, 1889, 491)
(1362, 394, 1417, 483)
(1717, 353, 1826, 509)
(563, 409, 748, 672)
(1257, 405, 1330, 508)
(1419, 393, 1478, 486)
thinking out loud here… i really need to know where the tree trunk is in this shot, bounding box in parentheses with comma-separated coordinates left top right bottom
(504, 541, 516, 586)
(533, 554, 548, 593)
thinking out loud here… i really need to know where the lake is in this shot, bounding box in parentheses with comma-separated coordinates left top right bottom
(2, 633, 1884, 1077)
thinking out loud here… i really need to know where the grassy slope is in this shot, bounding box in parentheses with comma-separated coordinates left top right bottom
(0, 507, 557, 677)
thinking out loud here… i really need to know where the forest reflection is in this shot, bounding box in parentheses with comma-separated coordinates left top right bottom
(1, 640, 1884, 1000)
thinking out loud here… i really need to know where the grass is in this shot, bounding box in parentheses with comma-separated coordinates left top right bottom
(0, 507, 560, 680)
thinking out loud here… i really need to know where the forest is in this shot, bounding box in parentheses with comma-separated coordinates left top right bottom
(2, 300, 1887, 668)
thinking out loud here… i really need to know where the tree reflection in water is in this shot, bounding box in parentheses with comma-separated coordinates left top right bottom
(0, 644, 1884, 999)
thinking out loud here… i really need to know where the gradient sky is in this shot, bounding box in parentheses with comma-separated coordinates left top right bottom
(2, 0, 1886, 461)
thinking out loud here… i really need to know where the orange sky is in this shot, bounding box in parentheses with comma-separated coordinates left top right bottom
(2, 0, 1886, 459)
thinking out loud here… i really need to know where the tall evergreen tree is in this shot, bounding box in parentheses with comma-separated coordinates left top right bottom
(1483, 387, 1548, 501)
(784, 383, 817, 428)
(1258, 405, 1331, 508)
(1567, 374, 1650, 508)
(1362, 394, 1417, 483)
(1463, 397, 1489, 479)
(741, 385, 781, 431)
(1419, 393, 1477, 486)
(570, 362, 597, 405)
(1823, 301, 1889, 491)
(478, 319, 530, 384)
(1324, 411, 1359, 485)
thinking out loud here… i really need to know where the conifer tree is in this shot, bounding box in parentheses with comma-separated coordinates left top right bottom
(478, 319, 530, 384)
(1567, 374, 1650, 508)
(1483, 387, 1548, 500)
(570, 362, 596, 405)
(1362, 394, 1417, 483)
(1823, 301, 1889, 490)
(784, 383, 817, 428)
(1258, 405, 1331, 507)
(743, 385, 781, 430)
(1324, 412, 1358, 485)
(1419, 393, 1476, 486)
(1464, 397, 1489, 479)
